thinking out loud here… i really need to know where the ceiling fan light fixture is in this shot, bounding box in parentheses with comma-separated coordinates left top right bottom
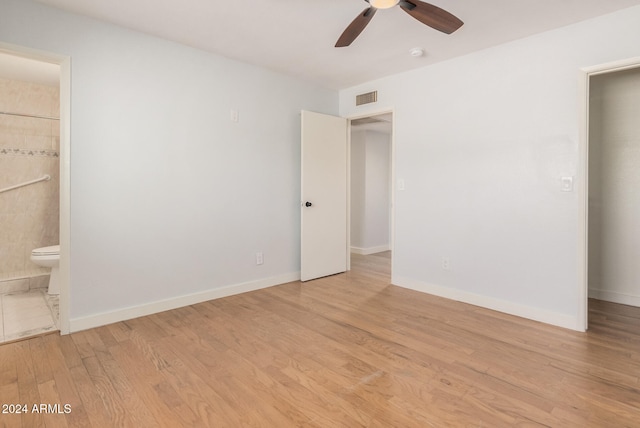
(337, 0, 463, 47)
(368, 0, 400, 10)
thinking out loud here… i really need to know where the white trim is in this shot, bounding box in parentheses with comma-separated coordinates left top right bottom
(578, 56, 640, 332)
(69, 272, 300, 333)
(346, 119, 352, 272)
(59, 56, 71, 334)
(577, 69, 590, 332)
(589, 289, 640, 308)
(581, 56, 640, 76)
(393, 276, 581, 331)
(350, 245, 390, 255)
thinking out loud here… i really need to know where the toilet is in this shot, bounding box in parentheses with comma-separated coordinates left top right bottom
(30, 245, 60, 295)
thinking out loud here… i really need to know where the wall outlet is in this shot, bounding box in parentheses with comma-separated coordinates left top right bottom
(442, 257, 451, 270)
(256, 252, 264, 265)
(561, 176, 573, 192)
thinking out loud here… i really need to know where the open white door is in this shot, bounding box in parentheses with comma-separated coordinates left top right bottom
(301, 110, 348, 281)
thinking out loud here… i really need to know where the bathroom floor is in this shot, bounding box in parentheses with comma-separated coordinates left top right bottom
(0, 289, 58, 344)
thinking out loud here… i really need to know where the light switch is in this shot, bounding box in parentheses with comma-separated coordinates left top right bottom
(397, 179, 405, 191)
(230, 109, 239, 122)
(561, 176, 573, 192)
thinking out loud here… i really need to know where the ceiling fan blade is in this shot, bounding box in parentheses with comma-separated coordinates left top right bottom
(399, 0, 463, 34)
(335, 7, 377, 47)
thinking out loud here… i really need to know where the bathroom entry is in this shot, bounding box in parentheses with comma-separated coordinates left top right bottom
(587, 67, 640, 314)
(300, 111, 394, 281)
(349, 112, 393, 277)
(0, 51, 61, 343)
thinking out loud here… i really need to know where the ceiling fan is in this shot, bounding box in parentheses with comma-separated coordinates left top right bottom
(335, 0, 464, 47)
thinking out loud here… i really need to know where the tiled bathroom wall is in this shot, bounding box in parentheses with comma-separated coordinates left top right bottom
(0, 77, 59, 292)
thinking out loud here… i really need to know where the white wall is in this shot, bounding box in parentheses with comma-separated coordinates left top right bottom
(340, 5, 640, 330)
(350, 131, 366, 249)
(350, 130, 390, 254)
(588, 68, 640, 307)
(0, 0, 337, 330)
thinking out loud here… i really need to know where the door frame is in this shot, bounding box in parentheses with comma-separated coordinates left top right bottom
(0, 42, 71, 334)
(578, 56, 640, 331)
(346, 109, 395, 275)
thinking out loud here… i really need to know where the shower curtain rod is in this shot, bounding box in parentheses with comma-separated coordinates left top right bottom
(0, 111, 59, 121)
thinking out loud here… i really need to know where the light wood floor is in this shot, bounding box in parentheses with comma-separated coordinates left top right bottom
(1, 251, 639, 427)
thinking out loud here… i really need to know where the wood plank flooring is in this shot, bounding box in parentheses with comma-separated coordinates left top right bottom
(1, 251, 639, 427)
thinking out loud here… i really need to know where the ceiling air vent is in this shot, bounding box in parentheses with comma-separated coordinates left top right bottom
(356, 91, 377, 106)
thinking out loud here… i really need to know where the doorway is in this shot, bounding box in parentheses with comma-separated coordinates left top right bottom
(349, 112, 393, 281)
(0, 44, 70, 336)
(581, 58, 640, 329)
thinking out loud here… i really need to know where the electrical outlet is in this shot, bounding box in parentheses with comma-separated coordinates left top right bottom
(561, 176, 573, 192)
(256, 252, 264, 265)
(442, 257, 451, 270)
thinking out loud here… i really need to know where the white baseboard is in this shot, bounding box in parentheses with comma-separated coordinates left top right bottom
(69, 271, 300, 333)
(393, 275, 581, 331)
(350, 245, 390, 255)
(589, 288, 640, 307)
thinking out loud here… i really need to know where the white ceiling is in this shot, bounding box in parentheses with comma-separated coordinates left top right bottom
(0, 52, 60, 86)
(12, 0, 640, 89)
(351, 112, 392, 133)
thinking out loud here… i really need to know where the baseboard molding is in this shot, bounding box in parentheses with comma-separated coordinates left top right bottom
(350, 245, 390, 255)
(589, 288, 640, 307)
(393, 275, 581, 331)
(69, 271, 301, 333)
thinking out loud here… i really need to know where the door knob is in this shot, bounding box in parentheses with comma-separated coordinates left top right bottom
(305, 201, 313, 207)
